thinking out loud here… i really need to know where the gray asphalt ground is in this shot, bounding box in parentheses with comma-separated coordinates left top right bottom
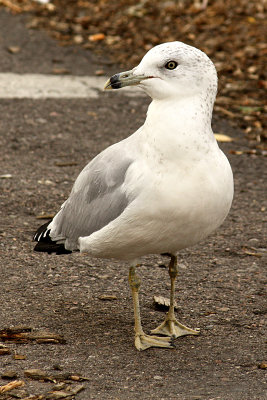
(0, 8, 266, 400)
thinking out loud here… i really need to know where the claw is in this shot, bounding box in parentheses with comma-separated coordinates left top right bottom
(151, 318, 200, 338)
(135, 332, 175, 351)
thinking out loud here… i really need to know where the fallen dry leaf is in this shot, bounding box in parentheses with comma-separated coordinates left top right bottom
(229, 149, 267, 156)
(54, 162, 78, 167)
(214, 133, 234, 142)
(0, 174, 13, 179)
(27, 329, 66, 344)
(214, 106, 236, 119)
(36, 213, 55, 219)
(153, 296, 178, 311)
(52, 68, 70, 75)
(7, 45, 20, 53)
(46, 383, 85, 399)
(0, 0, 22, 13)
(46, 391, 71, 399)
(0, 326, 32, 342)
(258, 362, 267, 369)
(0, 380, 25, 394)
(95, 69, 105, 76)
(24, 369, 89, 383)
(242, 248, 263, 258)
(229, 150, 244, 155)
(88, 33, 105, 42)
(1, 0, 265, 142)
(98, 294, 118, 301)
(14, 354, 27, 360)
(24, 369, 55, 382)
(0, 344, 11, 355)
(0, 327, 66, 344)
(87, 111, 98, 119)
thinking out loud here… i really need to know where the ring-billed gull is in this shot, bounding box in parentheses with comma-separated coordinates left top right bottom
(34, 41, 234, 351)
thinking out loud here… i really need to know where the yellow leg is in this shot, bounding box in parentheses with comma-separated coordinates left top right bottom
(129, 265, 175, 351)
(151, 255, 200, 338)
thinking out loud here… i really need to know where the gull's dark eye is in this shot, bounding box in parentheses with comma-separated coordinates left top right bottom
(165, 61, 178, 70)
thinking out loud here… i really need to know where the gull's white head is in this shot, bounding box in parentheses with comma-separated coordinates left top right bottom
(105, 41, 217, 102)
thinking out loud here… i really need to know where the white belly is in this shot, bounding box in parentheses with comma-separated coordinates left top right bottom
(79, 149, 233, 260)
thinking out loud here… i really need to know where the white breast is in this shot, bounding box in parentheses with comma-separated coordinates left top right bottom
(79, 97, 233, 260)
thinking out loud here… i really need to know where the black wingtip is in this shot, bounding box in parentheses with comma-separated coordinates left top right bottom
(33, 220, 72, 255)
(33, 220, 52, 242)
(34, 241, 72, 255)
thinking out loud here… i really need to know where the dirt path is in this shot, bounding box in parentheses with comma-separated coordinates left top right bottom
(0, 10, 266, 400)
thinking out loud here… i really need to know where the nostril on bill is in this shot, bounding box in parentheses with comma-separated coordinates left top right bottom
(110, 74, 122, 89)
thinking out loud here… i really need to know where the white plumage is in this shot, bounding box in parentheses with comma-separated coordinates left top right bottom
(34, 42, 233, 350)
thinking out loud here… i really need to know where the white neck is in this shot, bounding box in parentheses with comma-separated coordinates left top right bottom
(140, 94, 217, 162)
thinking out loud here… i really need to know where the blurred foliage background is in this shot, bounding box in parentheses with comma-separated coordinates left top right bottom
(1, 0, 266, 143)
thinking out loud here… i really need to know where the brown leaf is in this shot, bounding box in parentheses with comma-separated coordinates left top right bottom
(54, 162, 78, 167)
(214, 106, 236, 118)
(46, 383, 85, 399)
(242, 249, 263, 258)
(214, 133, 234, 142)
(24, 369, 54, 382)
(3, 0, 265, 142)
(95, 69, 105, 76)
(0, 344, 11, 355)
(0, 174, 13, 179)
(1, 0, 22, 13)
(0, 380, 25, 394)
(229, 150, 243, 155)
(69, 384, 85, 395)
(0, 326, 66, 344)
(36, 213, 55, 219)
(0, 326, 32, 342)
(69, 375, 90, 382)
(98, 294, 118, 301)
(88, 33, 105, 42)
(14, 354, 26, 360)
(7, 46, 20, 54)
(153, 296, 178, 311)
(52, 68, 70, 75)
(27, 330, 66, 344)
(46, 390, 71, 399)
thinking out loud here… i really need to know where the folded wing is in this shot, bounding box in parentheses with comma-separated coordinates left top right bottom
(34, 143, 134, 253)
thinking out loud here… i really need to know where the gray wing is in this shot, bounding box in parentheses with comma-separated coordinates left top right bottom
(50, 143, 134, 250)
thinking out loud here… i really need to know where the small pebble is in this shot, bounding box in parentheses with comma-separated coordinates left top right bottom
(0, 174, 12, 179)
(218, 307, 230, 312)
(154, 375, 163, 380)
(53, 364, 63, 371)
(205, 325, 214, 330)
(95, 69, 105, 76)
(248, 238, 260, 247)
(7, 46, 20, 54)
